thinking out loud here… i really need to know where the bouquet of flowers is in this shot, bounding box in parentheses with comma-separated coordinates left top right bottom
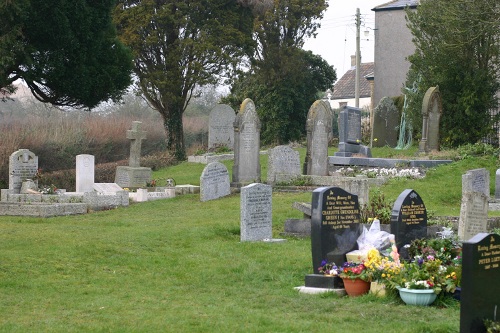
(317, 260, 340, 276)
(338, 261, 370, 281)
(364, 248, 402, 283)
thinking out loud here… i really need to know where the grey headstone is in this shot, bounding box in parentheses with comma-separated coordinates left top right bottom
(460, 233, 500, 333)
(267, 145, 301, 184)
(462, 168, 489, 198)
(208, 104, 235, 150)
(240, 183, 272, 242)
(200, 162, 230, 202)
(232, 98, 261, 184)
(9, 149, 38, 194)
(334, 106, 372, 158)
(458, 192, 488, 241)
(76, 154, 94, 193)
(371, 97, 399, 148)
(496, 169, 500, 200)
(419, 86, 443, 153)
(304, 100, 333, 176)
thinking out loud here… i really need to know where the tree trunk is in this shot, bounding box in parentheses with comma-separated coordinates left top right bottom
(161, 103, 186, 161)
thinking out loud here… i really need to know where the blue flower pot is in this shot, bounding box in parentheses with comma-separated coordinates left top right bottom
(398, 288, 437, 306)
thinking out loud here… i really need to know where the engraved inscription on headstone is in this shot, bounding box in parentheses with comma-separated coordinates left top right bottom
(458, 192, 488, 241)
(304, 100, 332, 176)
(9, 149, 38, 193)
(200, 162, 230, 202)
(208, 104, 235, 150)
(267, 145, 301, 184)
(347, 110, 361, 144)
(240, 183, 272, 241)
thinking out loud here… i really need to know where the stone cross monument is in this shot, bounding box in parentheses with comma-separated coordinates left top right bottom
(127, 121, 147, 168)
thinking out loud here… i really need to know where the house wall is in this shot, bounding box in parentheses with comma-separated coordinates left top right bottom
(329, 97, 371, 111)
(373, 8, 416, 107)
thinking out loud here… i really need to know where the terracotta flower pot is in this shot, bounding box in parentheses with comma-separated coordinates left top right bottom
(342, 278, 370, 297)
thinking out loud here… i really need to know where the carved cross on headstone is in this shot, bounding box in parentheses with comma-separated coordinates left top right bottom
(126, 121, 147, 167)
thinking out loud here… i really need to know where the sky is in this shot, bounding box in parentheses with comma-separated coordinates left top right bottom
(303, 0, 382, 78)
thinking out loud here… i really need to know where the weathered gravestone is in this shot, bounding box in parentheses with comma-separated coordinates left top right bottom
(306, 187, 362, 289)
(303, 100, 333, 176)
(115, 121, 152, 188)
(76, 154, 94, 193)
(334, 106, 371, 158)
(200, 162, 230, 202)
(371, 96, 399, 148)
(232, 98, 261, 185)
(460, 233, 500, 333)
(495, 169, 500, 200)
(390, 189, 427, 253)
(9, 149, 38, 193)
(459, 169, 490, 241)
(208, 104, 235, 151)
(267, 145, 301, 184)
(240, 183, 272, 242)
(419, 86, 443, 153)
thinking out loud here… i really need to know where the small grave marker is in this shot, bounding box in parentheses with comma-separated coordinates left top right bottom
(9, 149, 38, 193)
(240, 183, 272, 242)
(76, 154, 94, 193)
(267, 145, 301, 184)
(200, 162, 230, 202)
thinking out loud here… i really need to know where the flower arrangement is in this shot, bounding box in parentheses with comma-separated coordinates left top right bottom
(364, 248, 402, 283)
(317, 260, 340, 276)
(39, 184, 58, 194)
(339, 261, 370, 281)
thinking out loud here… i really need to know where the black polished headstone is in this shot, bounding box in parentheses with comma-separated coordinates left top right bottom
(460, 233, 500, 333)
(390, 189, 427, 252)
(306, 187, 362, 288)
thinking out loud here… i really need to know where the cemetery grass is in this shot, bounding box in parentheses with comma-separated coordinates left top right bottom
(0, 194, 460, 333)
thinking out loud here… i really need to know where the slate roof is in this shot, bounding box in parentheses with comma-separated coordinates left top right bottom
(331, 63, 374, 100)
(373, 0, 419, 11)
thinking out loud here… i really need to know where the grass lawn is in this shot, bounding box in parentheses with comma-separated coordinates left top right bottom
(2, 145, 497, 332)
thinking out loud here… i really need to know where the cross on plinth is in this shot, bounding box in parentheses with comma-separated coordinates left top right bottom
(126, 121, 147, 167)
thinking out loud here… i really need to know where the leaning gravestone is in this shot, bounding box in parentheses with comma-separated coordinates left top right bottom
(371, 96, 399, 148)
(208, 104, 235, 151)
(458, 168, 490, 241)
(334, 106, 371, 157)
(200, 162, 230, 202)
(419, 86, 443, 153)
(232, 98, 261, 185)
(390, 189, 427, 252)
(306, 187, 361, 289)
(115, 121, 152, 188)
(460, 233, 500, 333)
(303, 100, 332, 176)
(240, 183, 272, 242)
(76, 154, 94, 193)
(9, 149, 38, 193)
(267, 145, 301, 184)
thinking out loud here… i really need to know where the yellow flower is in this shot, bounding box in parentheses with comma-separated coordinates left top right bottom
(382, 273, 386, 278)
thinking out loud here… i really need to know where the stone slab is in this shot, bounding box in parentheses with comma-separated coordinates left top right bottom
(294, 286, 346, 296)
(93, 183, 123, 194)
(0, 202, 87, 217)
(329, 156, 452, 168)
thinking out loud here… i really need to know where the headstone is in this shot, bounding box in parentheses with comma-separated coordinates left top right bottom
(76, 154, 94, 193)
(9, 149, 38, 193)
(310, 187, 362, 272)
(390, 189, 427, 252)
(208, 104, 235, 151)
(232, 98, 261, 184)
(303, 100, 333, 176)
(267, 145, 301, 184)
(115, 121, 152, 188)
(371, 97, 399, 148)
(462, 168, 490, 198)
(419, 86, 443, 153)
(458, 192, 489, 241)
(240, 183, 272, 242)
(200, 162, 230, 202)
(93, 183, 123, 194)
(495, 169, 500, 199)
(334, 106, 371, 158)
(460, 233, 500, 333)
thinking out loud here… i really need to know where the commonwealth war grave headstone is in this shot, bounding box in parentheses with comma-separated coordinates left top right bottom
(459, 169, 490, 241)
(200, 162, 230, 202)
(76, 154, 94, 193)
(334, 106, 371, 157)
(419, 86, 443, 153)
(267, 145, 301, 184)
(303, 100, 332, 176)
(371, 96, 399, 148)
(232, 98, 261, 185)
(115, 121, 152, 188)
(390, 189, 427, 253)
(460, 233, 500, 333)
(208, 104, 235, 150)
(306, 187, 361, 289)
(9, 149, 38, 193)
(240, 183, 272, 242)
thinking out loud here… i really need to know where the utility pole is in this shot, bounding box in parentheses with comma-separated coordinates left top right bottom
(355, 8, 361, 108)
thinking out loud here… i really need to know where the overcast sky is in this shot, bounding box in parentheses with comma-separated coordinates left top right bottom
(303, 0, 382, 78)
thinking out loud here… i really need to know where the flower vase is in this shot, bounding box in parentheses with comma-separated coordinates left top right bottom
(398, 288, 437, 306)
(370, 281, 386, 297)
(342, 278, 370, 297)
